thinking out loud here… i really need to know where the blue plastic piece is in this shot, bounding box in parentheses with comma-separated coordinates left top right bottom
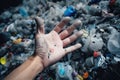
(59, 68, 65, 75)
(58, 63, 65, 76)
(64, 6, 76, 17)
(19, 7, 28, 17)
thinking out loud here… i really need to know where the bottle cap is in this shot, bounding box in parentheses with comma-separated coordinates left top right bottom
(93, 51, 100, 57)
(0, 57, 7, 65)
(83, 72, 89, 79)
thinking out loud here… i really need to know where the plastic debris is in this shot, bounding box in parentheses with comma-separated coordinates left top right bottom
(88, 0, 102, 5)
(73, 70, 83, 80)
(85, 57, 94, 68)
(0, 57, 7, 65)
(108, 0, 120, 15)
(93, 51, 100, 57)
(0, 46, 9, 57)
(83, 72, 89, 79)
(13, 38, 22, 44)
(107, 27, 120, 57)
(56, 63, 73, 80)
(0, 0, 120, 80)
(81, 29, 88, 38)
(19, 7, 29, 17)
(81, 33, 104, 53)
(0, 32, 11, 45)
(64, 6, 76, 17)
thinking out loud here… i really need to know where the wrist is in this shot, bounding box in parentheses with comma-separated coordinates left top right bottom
(31, 55, 44, 72)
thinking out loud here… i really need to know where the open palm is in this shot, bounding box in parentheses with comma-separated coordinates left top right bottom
(35, 17, 83, 67)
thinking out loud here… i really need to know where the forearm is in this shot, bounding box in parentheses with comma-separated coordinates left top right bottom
(5, 55, 44, 80)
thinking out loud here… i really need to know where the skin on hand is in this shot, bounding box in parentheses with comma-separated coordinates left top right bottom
(34, 17, 83, 68)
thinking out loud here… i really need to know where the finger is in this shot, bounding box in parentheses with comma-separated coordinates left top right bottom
(53, 17, 71, 33)
(64, 43, 82, 54)
(59, 20, 82, 40)
(35, 16, 45, 34)
(63, 30, 83, 47)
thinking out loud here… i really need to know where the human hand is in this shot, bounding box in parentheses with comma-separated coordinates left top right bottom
(34, 17, 83, 68)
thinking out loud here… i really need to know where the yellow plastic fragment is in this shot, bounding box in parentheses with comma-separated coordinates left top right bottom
(0, 57, 7, 65)
(77, 74, 83, 80)
(13, 38, 22, 44)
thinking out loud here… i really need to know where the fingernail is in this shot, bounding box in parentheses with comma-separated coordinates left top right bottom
(62, 17, 71, 23)
(35, 17, 44, 25)
(76, 43, 82, 48)
(73, 20, 82, 26)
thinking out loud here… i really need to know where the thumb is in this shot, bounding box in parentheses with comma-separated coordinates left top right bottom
(35, 17, 45, 34)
